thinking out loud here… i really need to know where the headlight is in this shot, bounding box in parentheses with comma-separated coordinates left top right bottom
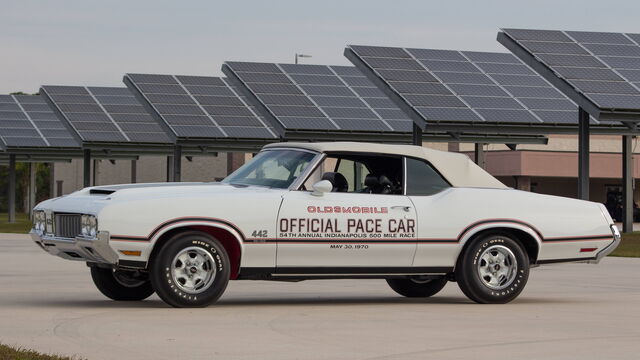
(81, 214, 98, 238)
(32, 210, 46, 233)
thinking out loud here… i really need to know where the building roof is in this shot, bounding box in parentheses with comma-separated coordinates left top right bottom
(264, 141, 507, 189)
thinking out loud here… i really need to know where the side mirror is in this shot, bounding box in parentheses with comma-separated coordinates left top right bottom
(311, 180, 333, 196)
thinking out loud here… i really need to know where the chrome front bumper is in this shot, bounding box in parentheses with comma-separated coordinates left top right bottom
(30, 229, 118, 265)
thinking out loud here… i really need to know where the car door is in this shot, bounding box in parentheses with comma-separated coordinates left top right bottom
(276, 154, 418, 269)
(403, 156, 456, 268)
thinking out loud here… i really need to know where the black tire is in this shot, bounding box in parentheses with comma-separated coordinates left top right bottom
(455, 233, 529, 304)
(90, 266, 154, 301)
(150, 231, 230, 308)
(386, 277, 448, 298)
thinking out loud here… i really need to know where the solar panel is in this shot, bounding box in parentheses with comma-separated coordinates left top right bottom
(345, 45, 602, 128)
(123, 74, 277, 141)
(498, 29, 640, 119)
(222, 62, 416, 135)
(40, 86, 172, 144)
(0, 94, 79, 149)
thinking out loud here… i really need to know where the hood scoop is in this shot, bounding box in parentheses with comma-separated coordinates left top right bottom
(89, 188, 117, 195)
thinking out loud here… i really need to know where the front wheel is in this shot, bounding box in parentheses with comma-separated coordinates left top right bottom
(386, 277, 448, 298)
(90, 266, 154, 301)
(455, 234, 529, 304)
(150, 231, 230, 308)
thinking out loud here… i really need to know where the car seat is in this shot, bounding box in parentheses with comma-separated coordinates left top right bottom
(378, 175, 394, 194)
(361, 174, 379, 193)
(321, 172, 349, 192)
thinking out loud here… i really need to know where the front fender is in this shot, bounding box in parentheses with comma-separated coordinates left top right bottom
(109, 217, 246, 266)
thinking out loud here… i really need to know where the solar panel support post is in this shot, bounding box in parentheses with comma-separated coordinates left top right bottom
(28, 163, 36, 219)
(578, 108, 590, 200)
(173, 146, 182, 182)
(92, 159, 99, 186)
(474, 143, 486, 169)
(83, 149, 91, 188)
(131, 160, 137, 184)
(412, 123, 423, 146)
(622, 135, 634, 233)
(227, 153, 246, 175)
(166, 156, 173, 182)
(49, 163, 55, 199)
(7, 155, 16, 224)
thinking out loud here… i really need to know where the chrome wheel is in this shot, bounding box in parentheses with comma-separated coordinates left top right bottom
(171, 246, 217, 294)
(477, 245, 518, 290)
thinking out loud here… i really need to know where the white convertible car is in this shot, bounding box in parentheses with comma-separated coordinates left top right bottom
(31, 142, 620, 307)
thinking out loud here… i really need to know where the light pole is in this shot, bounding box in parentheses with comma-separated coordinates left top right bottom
(295, 53, 312, 64)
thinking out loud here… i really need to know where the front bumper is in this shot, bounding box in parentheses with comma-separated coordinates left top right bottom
(30, 229, 118, 265)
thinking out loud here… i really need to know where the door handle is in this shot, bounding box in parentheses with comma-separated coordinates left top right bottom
(391, 206, 412, 212)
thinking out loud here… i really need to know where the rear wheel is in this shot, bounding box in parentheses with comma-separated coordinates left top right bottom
(386, 277, 448, 298)
(90, 266, 154, 301)
(150, 231, 230, 308)
(456, 233, 529, 304)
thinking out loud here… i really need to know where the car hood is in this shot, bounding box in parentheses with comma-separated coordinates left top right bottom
(35, 182, 285, 214)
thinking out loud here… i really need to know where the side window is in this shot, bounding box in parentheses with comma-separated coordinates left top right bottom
(405, 157, 450, 196)
(336, 159, 371, 192)
(302, 153, 402, 194)
(303, 156, 337, 190)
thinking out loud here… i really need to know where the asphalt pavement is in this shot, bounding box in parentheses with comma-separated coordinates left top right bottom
(0, 234, 639, 360)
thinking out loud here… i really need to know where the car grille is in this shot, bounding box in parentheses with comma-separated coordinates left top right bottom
(54, 213, 82, 238)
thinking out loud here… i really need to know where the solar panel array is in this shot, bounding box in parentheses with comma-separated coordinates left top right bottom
(0, 94, 79, 149)
(123, 74, 277, 140)
(40, 86, 171, 144)
(346, 45, 602, 126)
(499, 29, 640, 112)
(222, 62, 415, 133)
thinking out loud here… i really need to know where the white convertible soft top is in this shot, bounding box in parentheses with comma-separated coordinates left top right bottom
(264, 142, 507, 189)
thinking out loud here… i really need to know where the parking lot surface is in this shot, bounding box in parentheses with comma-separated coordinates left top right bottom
(0, 234, 639, 360)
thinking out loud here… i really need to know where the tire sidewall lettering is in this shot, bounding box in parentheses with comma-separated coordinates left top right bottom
(463, 235, 529, 302)
(160, 238, 225, 303)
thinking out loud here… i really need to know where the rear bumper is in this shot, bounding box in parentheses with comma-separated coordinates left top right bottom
(30, 229, 118, 265)
(588, 227, 621, 264)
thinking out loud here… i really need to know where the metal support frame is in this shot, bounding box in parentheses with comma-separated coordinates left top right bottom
(83, 149, 91, 188)
(49, 163, 55, 199)
(412, 123, 423, 146)
(226, 152, 246, 175)
(173, 146, 182, 182)
(92, 159, 99, 186)
(622, 135, 634, 233)
(474, 143, 486, 169)
(7, 155, 16, 223)
(578, 108, 590, 200)
(131, 160, 137, 183)
(28, 163, 36, 219)
(166, 156, 173, 182)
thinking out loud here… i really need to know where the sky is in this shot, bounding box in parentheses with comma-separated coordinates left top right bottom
(2, 0, 640, 93)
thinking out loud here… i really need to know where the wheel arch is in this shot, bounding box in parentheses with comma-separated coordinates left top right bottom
(148, 222, 244, 280)
(454, 223, 542, 269)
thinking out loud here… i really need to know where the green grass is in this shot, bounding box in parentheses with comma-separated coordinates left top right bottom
(0, 213, 32, 234)
(0, 343, 84, 360)
(611, 232, 640, 258)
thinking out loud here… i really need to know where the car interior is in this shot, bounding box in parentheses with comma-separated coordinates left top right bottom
(304, 153, 403, 194)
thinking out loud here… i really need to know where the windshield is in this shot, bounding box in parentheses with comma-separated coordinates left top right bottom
(222, 149, 317, 189)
